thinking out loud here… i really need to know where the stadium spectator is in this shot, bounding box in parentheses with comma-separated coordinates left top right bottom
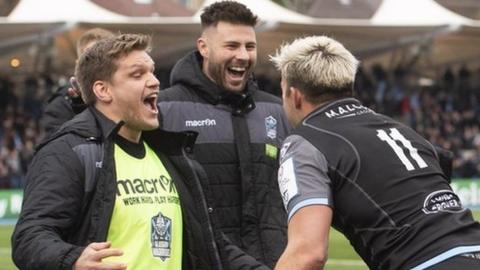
(271, 35, 480, 270)
(0, 75, 16, 116)
(0, 73, 52, 189)
(41, 28, 114, 138)
(12, 33, 268, 270)
(0, 134, 22, 188)
(158, 1, 289, 267)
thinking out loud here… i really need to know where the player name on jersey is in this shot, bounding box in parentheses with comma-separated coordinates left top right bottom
(324, 103, 372, 118)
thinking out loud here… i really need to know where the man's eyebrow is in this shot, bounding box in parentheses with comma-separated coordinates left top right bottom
(223, 40, 257, 45)
(128, 62, 147, 68)
(126, 62, 154, 71)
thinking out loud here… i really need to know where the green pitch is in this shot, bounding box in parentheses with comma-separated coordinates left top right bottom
(0, 225, 15, 270)
(2, 211, 480, 270)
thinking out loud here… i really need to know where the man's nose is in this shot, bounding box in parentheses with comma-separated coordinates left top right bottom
(147, 73, 160, 89)
(235, 46, 249, 61)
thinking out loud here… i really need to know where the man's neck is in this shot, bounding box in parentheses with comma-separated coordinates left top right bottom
(296, 99, 336, 126)
(94, 104, 142, 143)
(202, 62, 215, 84)
(118, 126, 142, 143)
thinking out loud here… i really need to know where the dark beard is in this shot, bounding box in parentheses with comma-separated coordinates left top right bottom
(207, 59, 249, 92)
(207, 59, 227, 90)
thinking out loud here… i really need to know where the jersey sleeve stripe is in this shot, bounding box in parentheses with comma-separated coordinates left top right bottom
(411, 245, 480, 270)
(288, 198, 329, 222)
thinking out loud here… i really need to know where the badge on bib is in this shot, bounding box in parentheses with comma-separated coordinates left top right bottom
(265, 116, 277, 139)
(151, 212, 172, 261)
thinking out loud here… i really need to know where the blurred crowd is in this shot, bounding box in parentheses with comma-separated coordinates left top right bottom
(0, 74, 55, 188)
(1, 64, 480, 189)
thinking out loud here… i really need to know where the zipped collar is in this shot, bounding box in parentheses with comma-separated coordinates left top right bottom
(90, 106, 122, 140)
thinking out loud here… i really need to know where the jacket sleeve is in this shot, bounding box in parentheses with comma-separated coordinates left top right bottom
(216, 232, 271, 270)
(41, 93, 76, 137)
(11, 140, 86, 270)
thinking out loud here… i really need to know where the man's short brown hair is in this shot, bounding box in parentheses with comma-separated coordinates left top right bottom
(200, 1, 258, 29)
(76, 28, 115, 56)
(75, 33, 151, 105)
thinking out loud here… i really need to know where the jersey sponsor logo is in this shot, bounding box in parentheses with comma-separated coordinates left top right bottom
(151, 212, 172, 261)
(325, 103, 372, 119)
(185, 118, 216, 127)
(278, 157, 298, 208)
(422, 190, 464, 214)
(265, 115, 277, 139)
(280, 142, 291, 160)
(116, 176, 177, 196)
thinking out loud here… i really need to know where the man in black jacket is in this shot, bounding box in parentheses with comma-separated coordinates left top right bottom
(41, 28, 114, 137)
(158, 1, 289, 267)
(271, 35, 480, 270)
(12, 33, 264, 270)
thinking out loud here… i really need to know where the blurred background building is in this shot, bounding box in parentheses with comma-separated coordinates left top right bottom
(275, 0, 480, 20)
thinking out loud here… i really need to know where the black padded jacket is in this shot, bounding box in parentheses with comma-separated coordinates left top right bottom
(158, 51, 290, 268)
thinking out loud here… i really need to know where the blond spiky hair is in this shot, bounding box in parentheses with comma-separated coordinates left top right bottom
(270, 36, 359, 103)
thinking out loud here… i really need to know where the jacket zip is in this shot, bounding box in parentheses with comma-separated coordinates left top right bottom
(183, 149, 223, 270)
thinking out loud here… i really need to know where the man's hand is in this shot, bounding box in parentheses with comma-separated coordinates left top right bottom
(73, 242, 127, 270)
(68, 76, 82, 98)
(67, 76, 88, 114)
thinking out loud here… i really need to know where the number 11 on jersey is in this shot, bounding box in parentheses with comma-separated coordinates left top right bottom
(377, 128, 428, 171)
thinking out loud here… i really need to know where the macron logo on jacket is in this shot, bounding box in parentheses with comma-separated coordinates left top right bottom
(185, 118, 217, 127)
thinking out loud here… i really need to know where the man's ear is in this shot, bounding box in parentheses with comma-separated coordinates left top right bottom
(290, 86, 303, 110)
(197, 37, 208, 58)
(92, 81, 112, 103)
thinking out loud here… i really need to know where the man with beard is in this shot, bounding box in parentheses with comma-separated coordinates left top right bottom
(158, 1, 290, 267)
(12, 33, 266, 270)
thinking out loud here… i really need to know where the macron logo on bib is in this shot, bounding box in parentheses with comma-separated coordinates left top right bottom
(185, 118, 217, 127)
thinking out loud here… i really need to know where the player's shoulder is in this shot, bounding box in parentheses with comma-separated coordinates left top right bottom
(280, 134, 317, 161)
